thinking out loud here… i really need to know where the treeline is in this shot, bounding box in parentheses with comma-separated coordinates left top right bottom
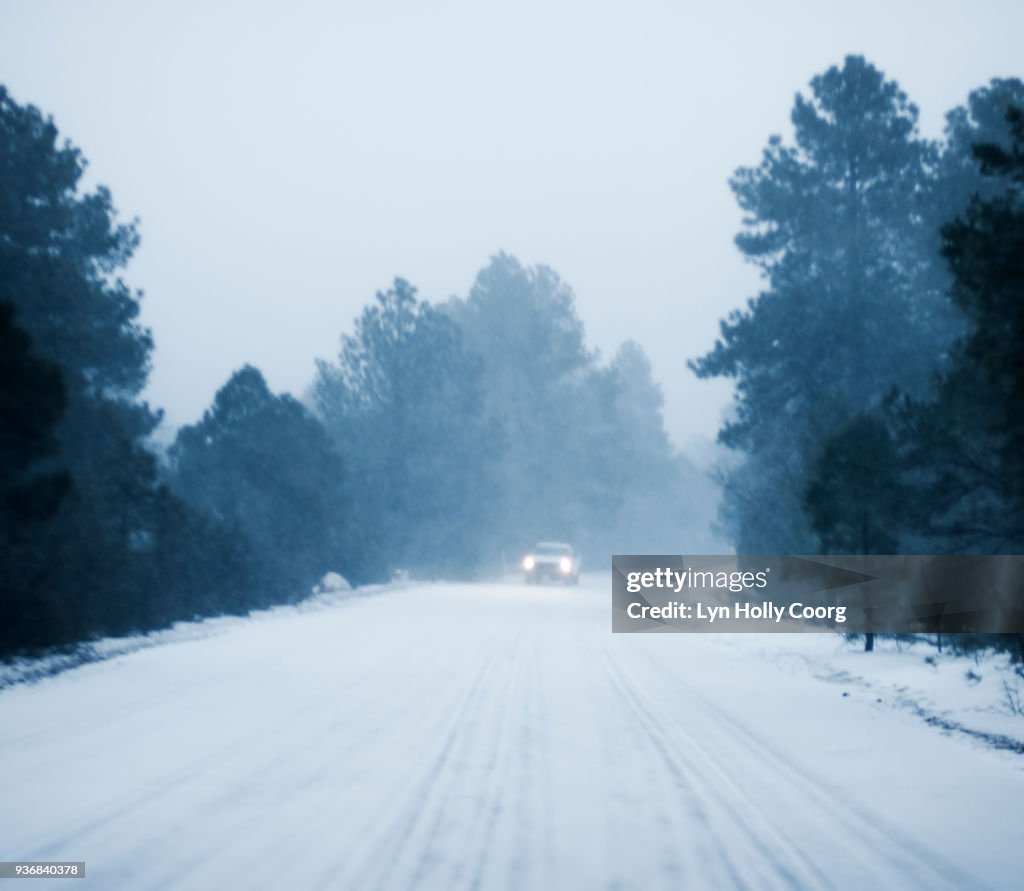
(0, 87, 717, 658)
(692, 57, 1024, 657)
(170, 258, 721, 587)
(1, 86, 260, 656)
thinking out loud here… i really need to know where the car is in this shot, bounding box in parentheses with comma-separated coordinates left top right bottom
(522, 542, 581, 586)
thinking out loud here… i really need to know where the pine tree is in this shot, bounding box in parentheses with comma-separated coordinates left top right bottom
(446, 254, 597, 553)
(172, 366, 352, 597)
(0, 85, 256, 653)
(0, 302, 72, 652)
(313, 279, 495, 578)
(690, 57, 956, 552)
(899, 105, 1024, 553)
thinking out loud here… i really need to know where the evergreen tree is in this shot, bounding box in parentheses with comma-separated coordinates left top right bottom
(171, 366, 352, 597)
(313, 280, 495, 578)
(690, 57, 956, 552)
(939, 78, 1024, 213)
(0, 302, 72, 652)
(803, 412, 908, 652)
(0, 85, 255, 654)
(449, 256, 722, 562)
(897, 105, 1024, 553)
(602, 341, 722, 554)
(447, 254, 597, 554)
(0, 302, 70, 525)
(0, 87, 150, 398)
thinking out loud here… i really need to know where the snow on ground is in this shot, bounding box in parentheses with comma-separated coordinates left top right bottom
(1, 574, 1022, 890)
(721, 633, 1024, 754)
(0, 580, 379, 692)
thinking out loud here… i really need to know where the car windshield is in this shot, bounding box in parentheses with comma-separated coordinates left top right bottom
(534, 544, 570, 556)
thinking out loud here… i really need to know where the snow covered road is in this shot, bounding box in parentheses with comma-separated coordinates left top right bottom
(1, 577, 1021, 889)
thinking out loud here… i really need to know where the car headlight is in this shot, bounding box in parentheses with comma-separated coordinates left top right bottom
(523, 556, 535, 571)
(559, 557, 572, 573)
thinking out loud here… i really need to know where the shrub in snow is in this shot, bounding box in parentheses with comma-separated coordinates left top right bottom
(314, 572, 352, 596)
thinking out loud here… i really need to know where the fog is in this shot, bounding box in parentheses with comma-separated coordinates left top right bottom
(4, 7, 1024, 884)
(1, 0, 1022, 449)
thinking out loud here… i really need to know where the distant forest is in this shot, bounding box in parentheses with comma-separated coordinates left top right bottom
(2, 55, 1023, 660)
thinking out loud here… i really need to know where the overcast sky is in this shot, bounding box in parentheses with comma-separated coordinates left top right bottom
(1, 0, 1022, 451)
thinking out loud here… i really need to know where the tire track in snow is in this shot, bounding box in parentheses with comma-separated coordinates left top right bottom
(150, 633, 497, 891)
(599, 644, 821, 889)
(4, 582, 1016, 890)
(462, 633, 529, 891)
(21, 694, 334, 862)
(18, 632, 456, 871)
(320, 645, 503, 890)
(662, 663, 982, 889)
(619, 641, 980, 890)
